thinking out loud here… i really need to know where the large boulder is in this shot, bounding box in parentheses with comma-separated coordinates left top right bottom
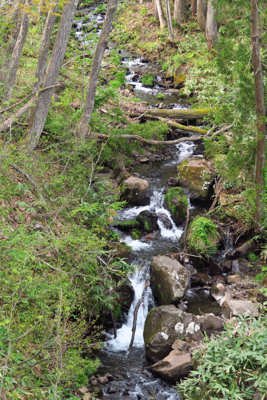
(222, 299, 259, 319)
(177, 157, 214, 201)
(120, 176, 150, 206)
(150, 256, 189, 305)
(136, 210, 158, 232)
(143, 305, 201, 362)
(164, 187, 188, 225)
(149, 350, 192, 382)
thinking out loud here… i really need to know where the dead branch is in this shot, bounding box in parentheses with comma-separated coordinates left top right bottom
(128, 280, 148, 353)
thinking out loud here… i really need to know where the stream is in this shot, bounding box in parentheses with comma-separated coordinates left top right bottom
(74, 6, 218, 399)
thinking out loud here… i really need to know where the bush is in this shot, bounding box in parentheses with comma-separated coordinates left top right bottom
(177, 315, 267, 400)
(187, 216, 219, 255)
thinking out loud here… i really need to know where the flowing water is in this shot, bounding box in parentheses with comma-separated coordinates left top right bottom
(74, 6, 213, 399)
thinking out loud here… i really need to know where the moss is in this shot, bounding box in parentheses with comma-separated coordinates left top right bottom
(117, 219, 140, 231)
(144, 220, 150, 232)
(132, 229, 142, 239)
(164, 187, 188, 225)
(142, 73, 154, 87)
(187, 216, 220, 255)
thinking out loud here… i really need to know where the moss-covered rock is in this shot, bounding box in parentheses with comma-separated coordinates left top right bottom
(142, 73, 154, 87)
(177, 157, 214, 201)
(136, 210, 158, 233)
(117, 219, 140, 232)
(173, 71, 187, 88)
(187, 216, 220, 255)
(164, 187, 188, 225)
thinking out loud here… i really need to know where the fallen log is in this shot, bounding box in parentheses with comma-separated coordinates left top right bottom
(146, 108, 213, 119)
(130, 112, 208, 135)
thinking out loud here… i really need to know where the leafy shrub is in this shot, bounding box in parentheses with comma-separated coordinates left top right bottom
(142, 73, 154, 87)
(156, 93, 166, 99)
(177, 316, 267, 400)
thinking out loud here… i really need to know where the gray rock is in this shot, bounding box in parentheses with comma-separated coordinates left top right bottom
(149, 350, 192, 382)
(157, 212, 172, 229)
(226, 274, 242, 284)
(226, 239, 257, 260)
(120, 176, 150, 206)
(150, 256, 189, 305)
(200, 313, 225, 334)
(143, 305, 201, 362)
(231, 259, 250, 274)
(117, 280, 134, 311)
(222, 299, 259, 319)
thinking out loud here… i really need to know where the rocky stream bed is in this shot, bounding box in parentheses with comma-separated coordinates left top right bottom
(73, 5, 263, 400)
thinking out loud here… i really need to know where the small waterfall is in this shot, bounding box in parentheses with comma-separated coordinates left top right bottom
(105, 267, 153, 352)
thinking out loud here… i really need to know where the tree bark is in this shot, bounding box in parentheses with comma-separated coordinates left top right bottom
(251, 0, 266, 227)
(206, 0, 219, 50)
(3, 4, 30, 102)
(26, 0, 78, 151)
(25, 1, 58, 123)
(155, 0, 167, 30)
(77, 0, 119, 140)
(191, 0, 197, 18)
(165, 0, 175, 39)
(174, 0, 186, 23)
(154, 0, 159, 20)
(145, 108, 213, 119)
(197, 0, 207, 32)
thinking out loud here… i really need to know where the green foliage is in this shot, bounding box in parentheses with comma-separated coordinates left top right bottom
(156, 93, 166, 100)
(142, 73, 154, 87)
(188, 216, 219, 255)
(177, 315, 267, 399)
(248, 252, 258, 262)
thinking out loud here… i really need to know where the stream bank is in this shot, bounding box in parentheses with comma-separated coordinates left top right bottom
(73, 4, 265, 400)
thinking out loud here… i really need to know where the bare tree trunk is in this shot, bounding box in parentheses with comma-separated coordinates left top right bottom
(25, 1, 58, 123)
(191, 0, 197, 18)
(154, 0, 159, 20)
(251, 0, 266, 228)
(205, 0, 219, 50)
(78, 0, 119, 139)
(155, 0, 167, 30)
(165, 0, 175, 39)
(197, 0, 207, 32)
(174, 0, 186, 23)
(3, 4, 30, 102)
(26, 0, 78, 151)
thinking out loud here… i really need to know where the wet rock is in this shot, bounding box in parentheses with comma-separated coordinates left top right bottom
(212, 275, 225, 284)
(145, 232, 160, 240)
(177, 157, 214, 201)
(222, 299, 259, 319)
(140, 157, 150, 163)
(120, 176, 150, 206)
(97, 376, 108, 384)
(143, 305, 201, 362)
(137, 210, 158, 232)
(150, 256, 189, 305)
(149, 350, 192, 382)
(77, 386, 88, 395)
(164, 187, 188, 225)
(90, 379, 98, 386)
(226, 239, 258, 260)
(107, 386, 119, 393)
(227, 274, 242, 284)
(104, 373, 114, 381)
(190, 273, 202, 287)
(193, 143, 205, 156)
(209, 259, 223, 276)
(200, 313, 224, 334)
(117, 280, 134, 311)
(157, 212, 172, 229)
(221, 260, 232, 272)
(231, 259, 250, 274)
(167, 177, 180, 187)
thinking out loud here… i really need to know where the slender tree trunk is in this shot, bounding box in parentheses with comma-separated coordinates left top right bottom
(26, 0, 78, 151)
(26, 1, 58, 122)
(191, 0, 197, 18)
(174, 0, 186, 23)
(3, 4, 30, 102)
(154, 0, 159, 21)
(197, 0, 207, 32)
(78, 0, 119, 139)
(251, 0, 266, 227)
(155, 0, 167, 30)
(206, 0, 219, 50)
(165, 0, 175, 39)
